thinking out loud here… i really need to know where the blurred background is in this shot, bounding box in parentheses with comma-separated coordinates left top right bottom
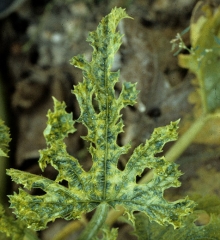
(1, 0, 220, 239)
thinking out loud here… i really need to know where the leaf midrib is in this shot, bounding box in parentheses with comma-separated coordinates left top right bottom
(103, 48, 109, 200)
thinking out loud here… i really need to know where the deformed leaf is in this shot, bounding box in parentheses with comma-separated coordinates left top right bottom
(0, 119, 11, 157)
(7, 7, 195, 231)
(133, 195, 220, 240)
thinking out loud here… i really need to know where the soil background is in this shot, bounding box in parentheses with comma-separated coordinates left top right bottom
(1, 0, 220, 239)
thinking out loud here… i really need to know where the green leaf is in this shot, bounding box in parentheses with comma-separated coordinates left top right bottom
(178, 2, 220, 113)
(133, 195, 220, 240)
(7, 7, 195, 231)
(0, 203, 38, 240)
(134, 212, 220, 240)
(0, 119, 10, 157)
(190, 194, 220, 216)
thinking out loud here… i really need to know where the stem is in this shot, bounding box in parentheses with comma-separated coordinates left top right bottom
(53, 218, 86, 240)
(164, 114, 208, 162)
(77, 202, 109, 240)
(105, 205, 124, 226)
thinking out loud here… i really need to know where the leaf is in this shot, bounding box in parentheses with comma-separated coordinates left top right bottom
(178, 2, 220, 114)
(190, 194, 220, 216)
(133, 195, 220, 240)
(176, 2, 220, 145)
(7, 7, 195, 231)
(134, 212, 220, 240)
(0, 203, 37, 240)
(0, 119, 11, 157)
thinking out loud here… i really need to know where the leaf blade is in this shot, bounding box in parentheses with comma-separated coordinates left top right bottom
(7, 8, 195, 231)
(0, 119, 11, 157)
